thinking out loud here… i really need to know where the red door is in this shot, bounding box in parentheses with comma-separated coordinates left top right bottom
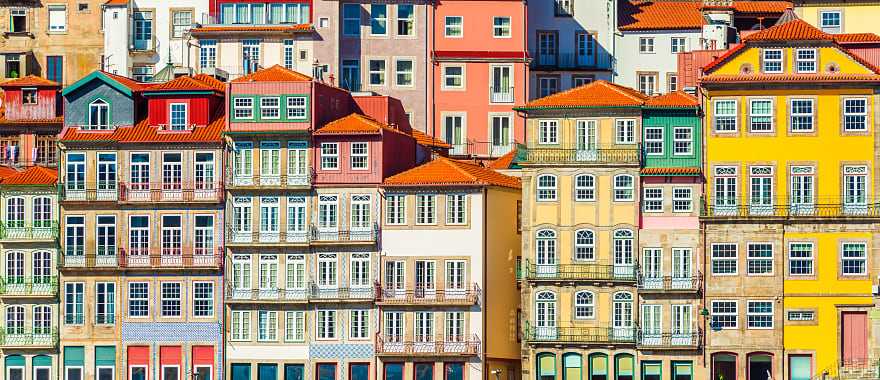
(842, 311, 868, 365)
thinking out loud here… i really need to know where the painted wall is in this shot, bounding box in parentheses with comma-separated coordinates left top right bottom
(62, 81, 136, 128)
(795, 4, 880, 34)
(2, 87, 60, 121)
(191, 37, 317, 80)
(147, 95, 219, 126)
(616, 30, 702, 94)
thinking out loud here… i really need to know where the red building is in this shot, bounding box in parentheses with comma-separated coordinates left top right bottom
(0, 75, 62, 167)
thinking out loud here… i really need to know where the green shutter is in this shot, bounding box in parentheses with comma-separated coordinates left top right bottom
(5, 355, 24, 367)
(95, 346, 116, 366)
(33, 355, 52, 367)
(64, 346, 85, 366)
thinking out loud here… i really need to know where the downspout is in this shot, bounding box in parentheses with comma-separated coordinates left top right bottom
(482, 186, 489, 380)
(430, 1, 437, 139)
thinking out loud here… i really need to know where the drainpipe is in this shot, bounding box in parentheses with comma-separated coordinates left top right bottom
(482, 186, 489, 380)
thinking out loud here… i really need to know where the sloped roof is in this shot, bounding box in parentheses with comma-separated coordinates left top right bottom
(146, 75, 223, 93)
(104, 0, 128, 5)
(384, 157, 521, 189)
(618, 1, 704, 31)
(62, 70, 151, 97)
(641, 167, 701, 176)
(60, 113, 225, 144)
(518, 80, 649, 109)
(0, 75, 59, 87)
(410, 129, 452, 149)
(314, 114, 407, 136)
(0, 166, 19, 179)
(0, 166, 58, 185)
(192, 74, 227, 92)
(487, 148, 518, 170)
(644, 91, 700, 108)
(835, 33, 880, 44)
(743, 19, 833, 41)
(99, 70, 151, 92)
(731, 1, 792, 14)
(231, 64, 312, 83)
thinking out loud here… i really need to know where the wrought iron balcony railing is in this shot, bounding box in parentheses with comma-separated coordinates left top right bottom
(308, 282, 374, 302)
(522, 260, 638, 282)
(701, 197, 880, 219)
(226, 172, 313, 189)
(0, 328, 58, 348)
(118, 182, 223, 202)
(224, 283, 309, 303)
(62, 247, 222, 269)
(375, 334, 481, 356)
(226, 228, 309, 245)
(60, 254, 119, 268)
(59, 184, 119, 202)
(0, 276, 58, 297)
(0, 221, 58, 241)
(490, 86, 515, 103)
(637, 273, 702, 293)
(310, 224, 378, 244)
(636, 329, 702, 350)
(374, 283, 481, 306)
(521, 146, 642, 166)
(523, 322, 637, 345)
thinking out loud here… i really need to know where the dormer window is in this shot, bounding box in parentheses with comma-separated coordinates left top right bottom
(22, 88, 37, 105)
(88, 99, 110, 130)
(169, 103, 188, 130)
(762, 49, 783, 73)
(795, 49, 817, 73)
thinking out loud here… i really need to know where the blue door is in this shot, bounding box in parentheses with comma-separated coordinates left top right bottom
(232, 364, 252, 380)
(259, 364, 278, 380)
(285, 364, 304, 380)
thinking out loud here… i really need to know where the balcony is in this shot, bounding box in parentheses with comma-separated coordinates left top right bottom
(522, 260, 638, 283)
(446, 140, 517, 159)
(227, 172, 312, 190)
(637, 329, 702, 350)
(0, 277, 58, 297)
(532, 53, 602, 71)
(637, 273, 702, 294)
(490, 86, 514, 103)
(224, 284, 309, 303)
(308, 282, 374, 302)
(701, 197, 880, 220)
(310, 224, 378, 244)
(0, 328, 58, 348)
(119, 247, 223, 269)
(119, 182, 224, 203)
(521, 146, 642, 166)
(523, 322, 637, 345)
(374, 283, 481, 306)
(226, 228, 309, 245)
(0, 221, 58, 241)
(59, 184, 119, 202)
(375, 334, 481, 357)
(60, 253, 119, 269)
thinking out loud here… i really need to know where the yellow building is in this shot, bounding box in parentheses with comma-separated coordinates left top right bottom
(794, 0, 880, 34)
(701, 18, 880, 380)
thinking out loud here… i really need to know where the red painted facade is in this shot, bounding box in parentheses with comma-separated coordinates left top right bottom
(226, 80, 352, 133)
(312, 131, 417, 186)
(147, 96, 220, 127)
(1, 86, 60, 121)
(352, 96, 413, 133)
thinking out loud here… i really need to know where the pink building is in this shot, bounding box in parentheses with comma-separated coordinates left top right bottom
(0, 75, 62, 167)
(430, 0, 528, 159)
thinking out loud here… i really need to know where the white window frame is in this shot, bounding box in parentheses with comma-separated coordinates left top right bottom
(788, 242, 814, 276)
(710, 300, 738, 329)
(613, 174, 634, 202)
(169, 103, 188, 130)
(820, 10, 842, 33)
(445, 16, 463, 37)
(536, 174, 557, 202)
(711, 243, 738, 276)
(673, 127, 693, 155)
(615, 119, 636, 144)
(843, 98, 868, 132)
(639, 37, 655, 53)
(574, 174, 595, 201)
(320, 143, 339, 170)
(746, 243, 774, 276)
(260, 97, 280, 120)
(385, 194, 406, 225)
(350, 142, 369, 170)
(538, 120, 558, 144)
(672, 187, 693, 213)
(233, 98, 254, 119)
(763, 49, 783, 73)
(415, 194, 437, 225)
(643, 187, 663, 213)
(493, 16, 511, 38)
(790, 98, 814, 132)
(287, 96, 307, 120)
(749, 98, 774, 132)
(795, 49, 817, 73)
(644, 127, 663, 155)
(713, 99, 737, 133)
(192, 281, 214, 318)
(446, 194, 467, 225)
(746, 300, 774, 329)
(841, 242, 868, 276)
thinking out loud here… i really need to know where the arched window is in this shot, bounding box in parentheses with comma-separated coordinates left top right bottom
(33, 250, 52, 284)
(613, 229, 634, 268)
(613, 291, 633, 302)
(32, 355, 51, 380)
(612, 292, 634, 336)
(562, 353, 582, 380)
(535, 229, 557, 265)
(574, 229, 595, 261)
(588, 353, 608, 380)
(32, 196, 52, 228)
(6, 251, 24, 283)
(574, 174, 595, 201)
(536, 291, 556, 301)
(535, 292, 557, 339)
(613, 174, 634, 201)
(5, 197, 24, 227)
(574, 291, 594, 319)
(88, 99, 110, 130)
(537, 353, 557, 380)
(6, 305, 24, 334)
(614, 353, 635, 380)
(536, 174, 557, 201)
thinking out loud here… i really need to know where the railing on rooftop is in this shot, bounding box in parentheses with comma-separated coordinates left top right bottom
(521, 146, 642, 166)
(0, 221, 58, 241)
(522, 260, 638, 282)
(701, 197, 880, 220)
(375, 334, 481, 356)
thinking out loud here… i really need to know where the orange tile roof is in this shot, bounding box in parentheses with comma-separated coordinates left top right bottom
(618, 1, 704, 31)
(315, 114, 407, 136)
(1, 75, 59, 87)
(743, 19, 833, 41)
(519, 80, 648, 109)
(641, 167, 701, 176)
(231, 64, 312, 83)
(100, 70, 151, 92)
(0, 166, 58, 185)
(701, 73, 880, 83)
(191, 24, 313, 33)
(104, 0, 127, 5)
(0, 116, 63, 126)
(60, 113, 225, 144)
(702, 43, 747, 72)
(487, 148, 517, 170)
(384, 157, 521, 189)
(147, 75, 223, 92)
(731, 1, 791, 14)
(0, 166, 19, 179)
(835, 33, 880, 44)
(410, 129, 452, 149)
(192, 74, 227, 92)
(644, 91, 699, 108)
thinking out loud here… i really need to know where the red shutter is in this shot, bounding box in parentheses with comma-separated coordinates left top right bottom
(128, 345, 150, 379)
(160, 346, 182, 367)
(192, 346, 214, 367)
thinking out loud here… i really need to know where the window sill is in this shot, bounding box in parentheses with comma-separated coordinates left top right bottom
(4, 32, 34, 38)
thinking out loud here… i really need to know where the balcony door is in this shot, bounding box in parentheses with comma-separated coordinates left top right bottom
(612, 292, 634, 341)
(490, 65, 513, 103)
(444, 115, 465, 155)
(537, 32, 557, 66)
(414, 260, 436, 299)
(534, 291, 556, 340)
(384, 261, 405, 299)
(640, 304, 661, 345)
(672, 304, 693, 346)
(575, 120, 597, 161)
(490, 115, 512, 157)
(641, 248, 662, 289)
(671, 248, 692, 289)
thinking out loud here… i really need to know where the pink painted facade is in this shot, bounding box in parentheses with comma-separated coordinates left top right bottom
(312, 129, 417, 186)
(0, 79, 62, 166)
(429, 0, 528, 159)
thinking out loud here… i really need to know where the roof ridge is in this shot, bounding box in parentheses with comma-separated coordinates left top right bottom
(438, 157, 480, 183)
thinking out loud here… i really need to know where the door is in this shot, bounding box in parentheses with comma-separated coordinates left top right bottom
(575, 120, 597, 161)
(384, 261, 405, 299)
(341, 59, 360, 91)
(671, 248, 692, 289)
(535, 295, 557, 340)
(671, 305, 692, 345)
(538, 32, 557, 66)
(842, 311, 868, 366)
(749, 169, 773, 215)
(714, 174, 737, 215)
(491, 66, 513, 102)
(790, 169, 814, 214)
(96, 153, 117, 199)
(640, 304, 661, 345)
(284, 364, 304, 380)
(491, 115, 512, 156)
(414, 260, 436, 299)
(444, 115, 465, 155)
(612, 294, 634, 341)
(258, 364, 278, 380)
(642, 248, 662, 289)
(232, 364, 251, 380)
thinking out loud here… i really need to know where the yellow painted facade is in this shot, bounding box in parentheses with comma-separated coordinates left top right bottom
(795, 2, 880, 34)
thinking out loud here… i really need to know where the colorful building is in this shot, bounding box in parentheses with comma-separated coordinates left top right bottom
(700, 18, 880, 380)
(794, 0, 880, 34)
(378, 157, 522, 380)
(0, 76, 63, 167)
(57, 71, 226, 380)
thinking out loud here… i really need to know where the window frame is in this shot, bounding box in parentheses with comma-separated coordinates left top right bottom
(492, 16, 511, 38)
(444, 16, 463, 38)
(711, 243, 738, 276)
(749, 98, 774, 133)
(789, 98, 815, 132)
(644, 126, 664, 156)
(746, 300, 774, 329)
(710, 300, 738, 329)
(613, 174, 634, 202)
(762, 49, 784, 74)
(642, 187, 663, 213)
(788, 242, 814, 276)
(536, 174, 557, 202)
(795, 49, 817, 73)
(574, 174, 595, 202)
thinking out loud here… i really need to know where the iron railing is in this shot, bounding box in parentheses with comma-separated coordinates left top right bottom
(59, 184, 119, 202)
(118, 182, 224, 202)
(0, 276, 58, 297)
(445, 140, 516, 158)
(523, 322, 637, 344)
(62, 247, 222, 269)
(307, 282, 374, 302)
(0, 328, 58, 347)
(637, 273, 702, 293)
(375, 334, 481, 356)
(224, 284, 310, 302)
(225, 228, 309, 245)
(701, 197, 880, 220)
(374, 283, 481, 306)
(490, 86, 514, 103)
(636, 329, 702, 349)
(226, 172, 313, 189)
(523, 260, 638, 282)
(521, 146, 641, 165)
(310, 224, 378, 243)
(0, 221, 58, 241)
(533, 53, 600, 70)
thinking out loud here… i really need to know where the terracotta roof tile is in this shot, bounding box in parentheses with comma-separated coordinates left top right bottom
(645, 91, 699, 108)
(147, 75, 222, 92)
(410, 129, 452, 149)
(731, 1, 791, 14)
(191, 24, 313, 34)
(0, 166, 19, 179)
(99, 70, 151, 92)
(618, 1, 704, 31)
(1, 75, 59, 87)
(743, 19, 832, 41)
(835, 33, 880, 44)
(0, 166, 58, 185)
(192, 74, 227, 92)
(0, 116, 63, 126)
(104, 0, 127, 5)
(315, 114, 407, 136)
(520, 80, 648, 109)
(384, 157, 521, 189)
(702, 43, 747, 72)
(231, 64, 312, 83)
(640, 167, 701, 176)
(487, 148, 518, 170)
(60, 112, 225, 144)
(701, 73, 880, 83)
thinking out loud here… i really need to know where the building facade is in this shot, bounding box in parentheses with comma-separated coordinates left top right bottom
(794, 0, 880, 34)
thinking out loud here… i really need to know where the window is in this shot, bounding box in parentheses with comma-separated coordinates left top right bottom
(65, 215, 85, 256)
(350, 195, 371, 230)
(287, 96, 307, 120)
(644, 127, 663, 155)
(231, 311, 250, 340)
(672, 188, 693, 212)
(350, 253, 370, 288)
(538, 120, 558, 144)
(711, 300, 737, 329)
(574, 230, 595, 261)
(133, 11, 154, 50)
(613, 175, 634, 201)
(790, 99, 814, 132)
(258, 310, 278, 341)
(416, 195, 436, 224)
(317, 195, 338, 230)
(161, 214, 182, 254)
(844, 166, 868, 209)
(95, 282, 115, 324)
(10, 8, 27, 33)
(370, 4, 387, 35)
(795, 49, 816, 73)
(169, 103, 188, 130)
(572, 75, 593, 87)
(638, 73, 657, 95)
(260, 97, 280, 120)
(820, 10, 841, 33)
(395, 59, 413, 86)
(538, 76, 559, 97)
(749, 99, 773, 132)
(671, 37, 686, 53)
(317, 310, 336, 339)
(286, 311, 305, 342)
(673, 127, 692, 155)
(132, 66, 154, 82)
(95, 215, 116, 257)
(787, 311, 815, 321)
(747, 243, 773, 275)
(5, 55, 21, 78)
(48, 5, 67, 31)
(536, 174, 557, 201)
(199, 40, 217, 69)
(385, 194, 406, 225)
(320, 143, 338, 170)
(443, 66, 463, 88)
(445, 311, 464, 341)
(445, 16, 463, 37)
(6, 197, 24, 227)
(171, 10, 192, 38)
(711, 244, 737, 275)
(282, 39, 295, 69)
(342, 4, 360, 36)
(639, 37, 654, 53)
(368, 59, 385, 86)
(762, 49, 783, 73)
(574, 174, 595, 201)
(128, 282, 148, 317)
(844, 98, 868, 131)
(554, 0, 573, 16)
(161, 283, 182, 317)
(747, 301, 773, 329)
(643, 188, 663, 212)
(64, 282, 84, 324)
(34, 305, 51, 335)
(397, 5, 414, 36)
(714, 99, 737, 132)
(19, 88, 36, 106)
(88, 99, 110, 129)
(350, 142, 368, 170)
(350, 310, 369, 339)
(193, 282, 213, 317)
(493, 17, 511, 37)
(446, 194, 466, 224)
(317, 254, 337, 287)
(668, 73, 678, 92)
(233, 98, 253, 119)
(615, 119, 635, 144)
(788, 243, 814, 276)
(841, 242, 867, 275)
